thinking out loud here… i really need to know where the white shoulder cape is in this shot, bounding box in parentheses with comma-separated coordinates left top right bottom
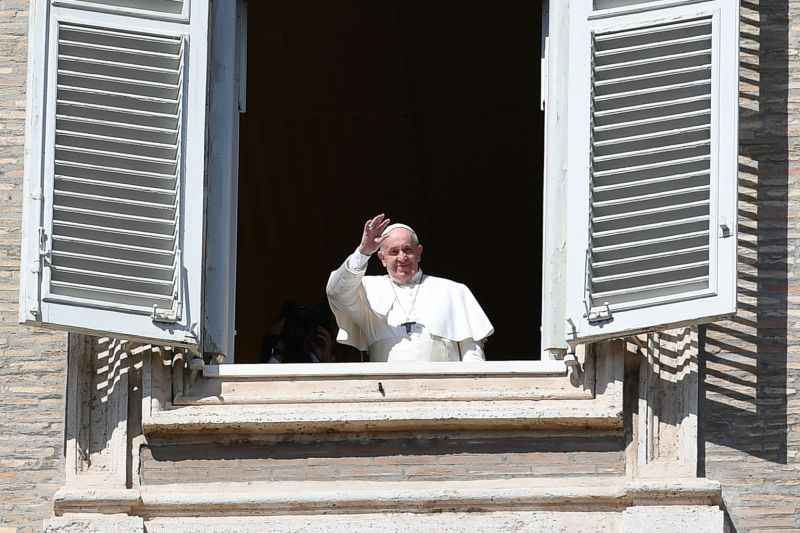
(335, 274, 494, 351)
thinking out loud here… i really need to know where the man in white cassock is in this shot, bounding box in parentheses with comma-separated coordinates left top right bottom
(326, 214, 493, 362)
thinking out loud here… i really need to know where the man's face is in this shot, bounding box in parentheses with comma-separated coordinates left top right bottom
(378, 229, 423, 284)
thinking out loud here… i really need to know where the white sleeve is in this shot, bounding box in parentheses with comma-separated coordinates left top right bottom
(326, 250, 370, 329)
(459, 339, 485, 361)
(347, 249, 370, 271)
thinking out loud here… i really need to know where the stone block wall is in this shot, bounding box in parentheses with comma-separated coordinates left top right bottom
(0, 0, 67, 532)
(141, 432, 625, 485)
(701, 0, 800, 531)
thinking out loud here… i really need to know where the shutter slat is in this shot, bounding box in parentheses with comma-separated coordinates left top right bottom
(593, 94, 711, 118)
(51, 265, 174, 294)
(591, 260, 709, 284)
(593, 184, 710, 208)
(594, 34, 711, 59)
(594, 18, 711, 42)
(59, 39, 180, 60)
(592, 230, 710, 254)
(58, 54, 179, 76)
(593, 199, 710, 224)
(593, 154, 710, 179)
(52, 250, 174, 280)
(50, 281, 174, 309)
(60, 24, 182, 48)
(55, 161, 177, 190)
(592, 244, 709, 269)
(56, 83, 178, 107)
(56, 101, 179, 130)
(594, 109, 710, 133)
(594, 124, 710, 148)
(594, 64, 711, 88)
(594, 170, 710, 193)
(591, 215, 709, 239)
(58, 69, 179, 91)
(53, 219, 175, 244)
(593, 276, 708, 302)
(57, 140, 176, 165)
(52, 235, 175, 266)
(56, 115, 178, 146)
(594, 79, 710, 103)
(593, 49, 711, 73)
(54, 188, 175, 209)
(54, 204, 175, 227)
(55, 175, 177, 202)
(593, 139, 710, 164)
(55, 99, 178, 120)
(54, 209, 175, 237)
(56, 145, 177, 175)
(58, 0, 185, 18)
(56, 129, 177, 149)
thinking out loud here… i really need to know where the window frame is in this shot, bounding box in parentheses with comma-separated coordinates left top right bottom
(204, 0, 570, 365)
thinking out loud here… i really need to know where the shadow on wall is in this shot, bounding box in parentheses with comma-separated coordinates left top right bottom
(699, 0, 792, 530)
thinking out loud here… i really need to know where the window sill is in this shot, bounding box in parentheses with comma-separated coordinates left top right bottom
(142, 345, 624, 435)
(205, 360, 568, 378)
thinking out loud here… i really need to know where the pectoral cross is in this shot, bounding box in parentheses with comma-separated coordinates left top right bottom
(401, 321, 416, 334)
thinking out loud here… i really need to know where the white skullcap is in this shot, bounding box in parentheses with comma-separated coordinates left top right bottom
(381, 223, 419, 243)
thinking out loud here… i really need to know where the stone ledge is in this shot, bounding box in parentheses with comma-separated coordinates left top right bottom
(53, 487, 140, 515)
(53, 477, 721, 517)
(143, 399, 623, 435)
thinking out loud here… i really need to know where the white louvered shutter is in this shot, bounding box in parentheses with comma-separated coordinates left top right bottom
(19, 0, 208, 347)
(564, 0, 738, 345)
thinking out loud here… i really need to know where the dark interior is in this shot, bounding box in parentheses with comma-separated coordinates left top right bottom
(235, 2, 545, 362)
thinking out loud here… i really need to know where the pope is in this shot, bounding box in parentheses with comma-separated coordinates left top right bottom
(326, 213, 494, 362)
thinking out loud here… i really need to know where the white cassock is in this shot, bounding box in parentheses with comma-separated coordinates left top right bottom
(326, 250, 494, 362)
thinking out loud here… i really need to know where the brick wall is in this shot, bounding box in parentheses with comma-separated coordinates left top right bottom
(0, 1, 67, 532)
(701, 0, 800, 531)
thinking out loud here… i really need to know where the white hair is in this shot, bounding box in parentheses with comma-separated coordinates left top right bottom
(381, 223, 419, 245)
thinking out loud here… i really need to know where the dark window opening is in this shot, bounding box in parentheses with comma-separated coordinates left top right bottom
(235, 2, 545, 363)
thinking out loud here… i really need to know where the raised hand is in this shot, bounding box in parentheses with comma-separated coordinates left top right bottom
(358, 213, 391, 255)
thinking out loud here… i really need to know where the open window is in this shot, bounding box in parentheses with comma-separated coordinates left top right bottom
(19, 0, 739, 367)
(230, 2, 546, 362)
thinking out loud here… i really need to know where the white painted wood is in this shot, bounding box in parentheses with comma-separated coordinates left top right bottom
(237, 0, 247, 113)
(564, 0, 738, 345)
(19, 0, 50, 324)
(205, 360, 568, 378)
(539, 0, 570, 358)
(20, 0, 210, 347)
(591, 0, 710, 19)
(202, 0, 239, 360)
(52, 0, 189, 22)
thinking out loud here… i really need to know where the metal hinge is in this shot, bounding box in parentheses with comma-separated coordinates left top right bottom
(585, 300, 613, 324)
(37, 226, 50, 268)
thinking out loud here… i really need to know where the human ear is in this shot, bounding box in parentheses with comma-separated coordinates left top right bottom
(417, 244, 423, 261)
(377, 249, 387, 267)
